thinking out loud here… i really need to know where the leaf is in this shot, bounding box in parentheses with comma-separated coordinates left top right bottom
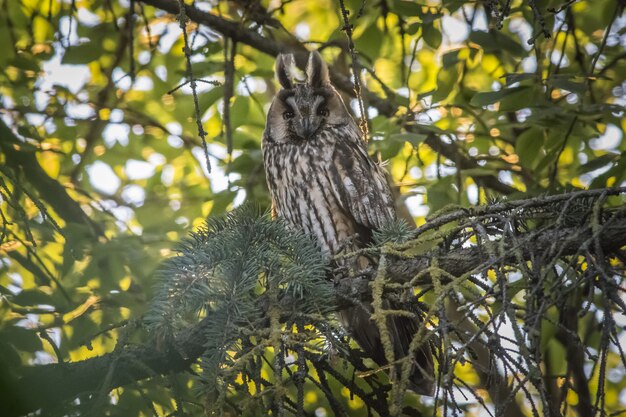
(422, 23, 442, 49)
(420, 9, 443, 24)
(578, 153, 618, 174)
(502, 73, 538, 86)
(469, 30, 526, 57)
(230, 96, 251, 129)
(406, 22, 421, 35)
(442, 49, 462, 68)
(535, 136, 565, 174)
(209, 190, 237, 216)
(590, 162, 626, 188)
(0, 25, 16, 67)
(357, 21, 383, 57)
(516, 127, 544, 169)
(375, 138, 403, 160)
(550, 78, 586, 94)
(461, 167, 497, 177)
(11, 289, 55, 307)
(199, 86, 224, 117)
(426, 176, 456, 211)
(432, 63, 461, 102)
(12, 54, 41, 72)
(499, 86, 543, 111)
(417, 89, 436, 100)
(4, 327, 42, 352)
(192, 60, 222, 77)
(389, 132, 427, 146)
(395, 1, 424, 16)
(62, 43, 102, 65)
(411, 123, 445, 134)
(470, 86, 527, 107)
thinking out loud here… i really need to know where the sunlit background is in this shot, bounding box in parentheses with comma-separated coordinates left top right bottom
(1, 0, 626, 415)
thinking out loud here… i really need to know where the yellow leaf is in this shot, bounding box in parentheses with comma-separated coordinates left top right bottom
(119, 276, 131, 291)
(0, 240, 22, 252)
(62, 295, 99, 324)
(99, 108, 111, 121)
(566, 389, 579, 405)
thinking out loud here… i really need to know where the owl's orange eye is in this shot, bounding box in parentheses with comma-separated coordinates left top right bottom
(317, 107, 329, 117)
(283, 111, 294, 120)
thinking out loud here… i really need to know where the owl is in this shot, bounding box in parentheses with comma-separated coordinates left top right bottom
(262, 51, 434, 395)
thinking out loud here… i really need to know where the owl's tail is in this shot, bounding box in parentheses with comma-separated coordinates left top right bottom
(340, 302, 435, 396)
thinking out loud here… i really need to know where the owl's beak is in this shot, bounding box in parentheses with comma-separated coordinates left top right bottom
(297, 118, 317, 140)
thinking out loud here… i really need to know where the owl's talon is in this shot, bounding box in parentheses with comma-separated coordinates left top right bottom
(332, 265, 350, 282)
(336, 233, 360, 254)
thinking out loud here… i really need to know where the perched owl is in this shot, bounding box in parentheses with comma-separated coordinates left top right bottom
(262, 51, 434, 395)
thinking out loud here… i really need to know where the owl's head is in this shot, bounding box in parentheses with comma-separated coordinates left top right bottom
(264, 51, 352, 143)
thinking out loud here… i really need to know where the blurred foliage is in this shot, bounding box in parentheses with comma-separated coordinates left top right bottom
(0, 0, 625, 415)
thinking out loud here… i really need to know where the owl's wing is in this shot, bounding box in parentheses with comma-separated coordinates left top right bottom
(329, 133, 397, 231)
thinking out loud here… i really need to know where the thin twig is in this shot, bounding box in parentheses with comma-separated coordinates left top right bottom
(338, 0, 369, 141)
(176, 0, 212, 174)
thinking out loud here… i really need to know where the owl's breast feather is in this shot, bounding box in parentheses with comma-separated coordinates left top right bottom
(264, 134, 355, 255)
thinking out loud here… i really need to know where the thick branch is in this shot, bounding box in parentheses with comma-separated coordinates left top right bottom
(2, 316, 207, 417)
(387, 217, 626, 283)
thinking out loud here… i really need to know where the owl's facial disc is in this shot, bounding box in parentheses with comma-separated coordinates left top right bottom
(265, 52, 353, 144)
(283, 93, 327, 140)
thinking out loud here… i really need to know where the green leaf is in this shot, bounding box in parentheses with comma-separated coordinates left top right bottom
(469, 30, 526, 57)
(577, 153, 618, 174)
(4, 327, 42, 352)
(230, 96, 251, 129)
(426, 176, 456, 211)
(0, 25, 16, 67)
(192, 60, 222, 77)
(516, 127, 544, 169)
(395, 1, 424, 16)
(10, 289, 55, 307)
(199, 86, 224, 117)
(12, 55, 41, 72)
(502, 73, 538, 86)
(550, 78, 586, 94)
(406, 22, 421, 35)
(420, 10, 443, 24)
(357, 21, 383, 57)
(500, 86, 543, 111)
(422, 23, 442, 49)
(432, 63, 461, 102)
(462, 167, 497, 177)
(61, 43, 102, 65)
(389, 132, 427, 146)
(470, 86, 527, 107)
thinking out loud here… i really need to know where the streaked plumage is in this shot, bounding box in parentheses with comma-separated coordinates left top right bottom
(262, 51, 434, 395)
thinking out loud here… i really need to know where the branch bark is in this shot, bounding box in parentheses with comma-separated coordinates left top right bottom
(387, 210, 626, 284)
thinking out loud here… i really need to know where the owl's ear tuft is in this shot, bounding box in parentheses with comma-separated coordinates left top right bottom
(306, 51, 329, 88)
(275, 54, 295, 90)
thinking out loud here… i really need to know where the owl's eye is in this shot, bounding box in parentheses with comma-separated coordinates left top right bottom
(283, 111, 295, 120)
(317, 107, 329, 117)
